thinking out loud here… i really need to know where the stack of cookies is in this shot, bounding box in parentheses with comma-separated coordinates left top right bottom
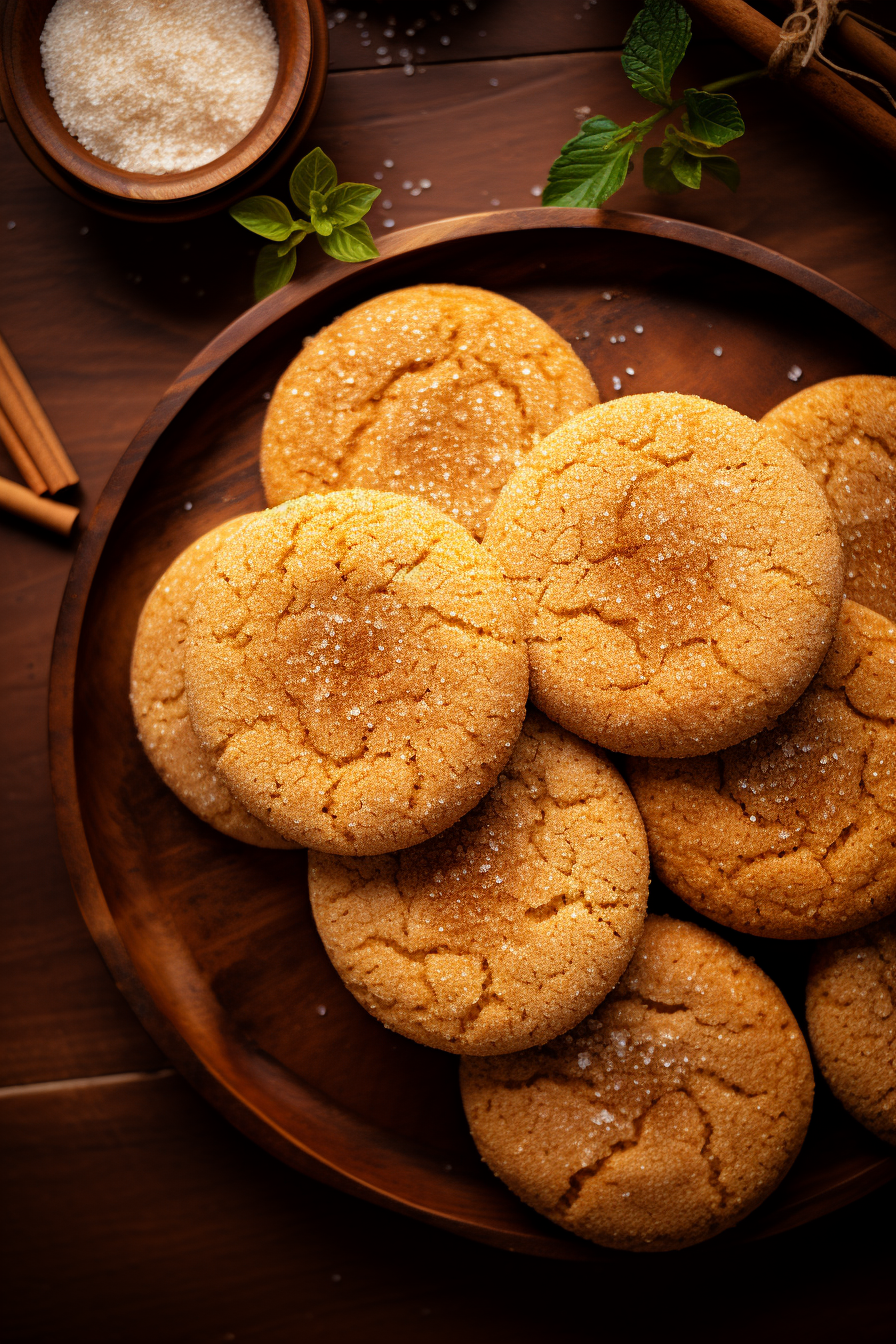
(130, 282, 896, 1252)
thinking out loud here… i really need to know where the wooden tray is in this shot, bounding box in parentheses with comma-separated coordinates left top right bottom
(50, 208, 896, 1259)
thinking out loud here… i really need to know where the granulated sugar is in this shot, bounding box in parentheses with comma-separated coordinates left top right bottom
(41, 0, 279, 175)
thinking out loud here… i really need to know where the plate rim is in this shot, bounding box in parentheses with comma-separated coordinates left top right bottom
(49, 206, 896, 1256)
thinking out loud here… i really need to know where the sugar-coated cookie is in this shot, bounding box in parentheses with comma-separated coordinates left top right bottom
(260, 283, 598, 540)
(762, 375, 896, 621)
(461, 915, 814, 1251)
(628, 601, 896, 939)
(129, 517, 294, 848)
(185, 490, 528, 854)
(806, 914, 896, 1145)
(484, 392, 843, 757)
(308, 711, 649, 1054)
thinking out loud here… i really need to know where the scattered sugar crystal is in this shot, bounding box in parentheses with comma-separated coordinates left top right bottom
(713, 346, 723, 356)
(634, 324, 643, 333)
(41, 0, 280, 175)
(602, 291, 612, 300)
(788, 365, 803, 382)
(625, 367, 634, 376)
(316, 1004, 327, 1016)
(383, 219, 395, 228)
(384, 158, 394, 167)
(183, 501, 193, 511)
(530, 184, 543, 196)
(612, 375, 622, 390)
(6, 221, 16, 230)
(440, 35, 451, 45)
(420, 178, 432, 189)
(489, 77, 499, 86)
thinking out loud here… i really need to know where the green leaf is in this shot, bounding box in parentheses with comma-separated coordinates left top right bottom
(317, 219, 380, 263)
(229, 195, 297, 242)
(323, 183, 381, 227)
(254, 243, 297, 300)
(702, 155, 740, 191)
(542, 118, 638, 207)
(621, 0, 691, 106)
(683, 89, 745, 146)
(671, 150, 702, 189)
(276, 223, 313, 256)
(643, 145, 684, 193)
(289, 147, 337, 213)
(309, 189, 334, 236)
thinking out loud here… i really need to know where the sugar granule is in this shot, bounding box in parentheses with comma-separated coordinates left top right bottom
(41, 0, 279, 176)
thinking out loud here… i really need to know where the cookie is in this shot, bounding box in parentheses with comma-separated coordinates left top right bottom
(130, 517, 294, 848)
(628, 600, 896, 939)
(185, 490, 528, 855)
(483, 392, 844, 757)
(806, 914, 896, 1145)
(762, 375, 896, 622)
(308, 710, 649, 1054)
(260, 283, 598, 540)
(461, 914, 814, 1252)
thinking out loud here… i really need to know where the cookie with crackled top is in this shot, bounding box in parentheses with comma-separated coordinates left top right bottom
(308, 710, 649, 1054)
(461, 915, 814, 1252)
(184, 490, 528, 855)
(628, 600, 896, 939)
(130, 516, 295, 848)
(806, 913, 896, 1145)
(483, 392, 843, 757)
(260, 284, 598, 540)
(762, 375, 896, 622)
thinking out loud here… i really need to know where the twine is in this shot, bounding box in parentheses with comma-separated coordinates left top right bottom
(768, 1, 896, 113)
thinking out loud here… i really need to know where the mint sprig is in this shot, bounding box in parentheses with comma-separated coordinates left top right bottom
(230, 148, 381, 300)
(543, 0, 763, 210)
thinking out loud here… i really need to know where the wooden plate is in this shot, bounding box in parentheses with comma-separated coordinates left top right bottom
(50, 208, 896, 1258)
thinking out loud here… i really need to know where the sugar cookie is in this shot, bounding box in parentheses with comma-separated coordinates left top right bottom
(483, 392, 843, 757)
(308, 710, 649, 1054)
(762, 375, 896, 621)
(185, 490, 528, 854)
(628, 601, 896, 939)
(130, 516, 294, 848)
(461, 915, 814, 1251)
(260, 283, 599, 539)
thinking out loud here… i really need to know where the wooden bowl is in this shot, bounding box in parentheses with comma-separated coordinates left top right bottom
(49, 209, 896, 1258)
(0, 0, 328, 222)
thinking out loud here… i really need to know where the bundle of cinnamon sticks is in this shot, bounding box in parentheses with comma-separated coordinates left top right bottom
(0, 333, 79, 536)
(686, 0, 896, 162)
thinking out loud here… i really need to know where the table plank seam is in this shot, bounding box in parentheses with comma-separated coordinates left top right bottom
(0, 1068, 174, 1100)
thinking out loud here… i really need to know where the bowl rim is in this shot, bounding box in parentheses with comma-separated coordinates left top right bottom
(2, 0, 313, 202)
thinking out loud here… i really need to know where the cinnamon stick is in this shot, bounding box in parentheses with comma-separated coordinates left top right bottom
(0, 405, 48, 495)
(0, 334, 79, 494)
(685, 0, 896, 164)
(837, 14, 896, 93)
(0, 475, 78, 536)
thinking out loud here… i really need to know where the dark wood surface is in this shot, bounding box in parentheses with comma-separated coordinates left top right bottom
(2, 2, 895, 1338)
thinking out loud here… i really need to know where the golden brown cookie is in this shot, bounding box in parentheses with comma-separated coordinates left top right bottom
(260, 283, 598, 540)
(130, 517, 294, 848)
(185, 490, 528, 855)
(628, 601, 896, 939)
(308, 710, 649, 1054)
(483, 392, 844, 757)
(806, 914, 896, 1145)
(461, 915, 814, 1252)
(762, 375, 896, 621)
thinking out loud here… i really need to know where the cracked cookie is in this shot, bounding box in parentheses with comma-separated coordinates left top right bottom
(762, 375, 896, 622)
(460, 914, 814, 1251)
(260, 283, 599, 540)
(130, 516, 295, 848)
(185, 490, 528, 854)
(806, 913, 896, 1145)
(307, 710, 649, 1054)
(483, 392, 844, 757)
(627, 601, 896, 939)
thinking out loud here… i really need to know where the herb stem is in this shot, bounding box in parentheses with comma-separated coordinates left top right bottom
(701, 68, 767, 94)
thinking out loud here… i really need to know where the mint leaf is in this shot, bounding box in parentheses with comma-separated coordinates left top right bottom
(671, 150, 702, 189)
(309, 189, 334, 236)
(254, 243, 297, 300)
(543, 119, 638, 207)
(317, 219, 380, 263)
(643, 145, 684, 193)
(289, 147, 337, 214)
(702, 155, 740, 191)
(622, 0, 691, 106)
(683, 90, 744, 145)
(229, 195, 297, 241)
(324, 183, 381, 227)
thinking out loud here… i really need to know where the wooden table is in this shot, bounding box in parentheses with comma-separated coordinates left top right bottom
(2, 3, 894, 1339)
